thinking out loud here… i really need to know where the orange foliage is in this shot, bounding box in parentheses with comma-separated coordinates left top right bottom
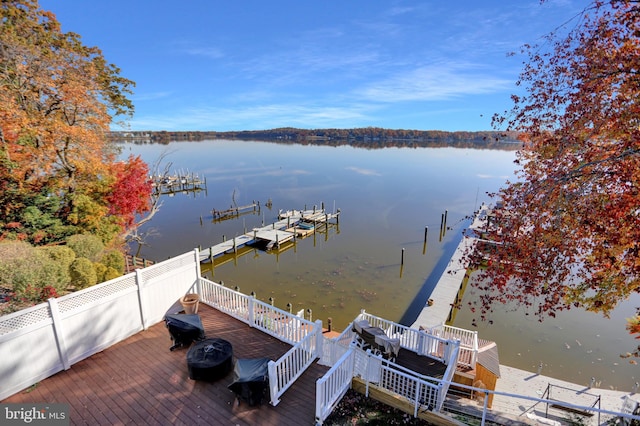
(0, 1, 145, 246)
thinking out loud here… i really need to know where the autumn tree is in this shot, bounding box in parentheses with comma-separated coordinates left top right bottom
(471, 1, 640, 339)
(0, 1, 151, 247)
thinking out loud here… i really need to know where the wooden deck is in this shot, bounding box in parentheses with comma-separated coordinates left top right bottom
(2, 304, 329, 425)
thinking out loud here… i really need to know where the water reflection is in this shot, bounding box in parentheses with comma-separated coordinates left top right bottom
(120, 139, 637, 391)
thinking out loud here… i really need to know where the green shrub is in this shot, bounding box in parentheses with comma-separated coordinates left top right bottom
(101, 250, 125, 275)
(66, 234, 104, 262)
(0, 241, 33, 288)
(38, 245, 75, 289)
(93, 263, 107, 283)
(70, 257, 97, 289)
(0, 242, 70, 298)
(103, 266, 121, 282)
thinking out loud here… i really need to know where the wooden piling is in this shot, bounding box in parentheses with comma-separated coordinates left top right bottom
(423, 226, 428, 255)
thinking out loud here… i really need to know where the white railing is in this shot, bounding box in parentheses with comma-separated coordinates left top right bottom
(199, 278, 251, 322)
(0, 250, 200, 401)
(319, 322, 355, 367)
(357, 350, 441, 415)
(268, 320, 323, 406)
(198, 276, 324, 406)
(315, 347, 356, 424)
(436, 344, 459, 411)
(442, 382, 640, 426)
(356, 310, 455, 365)
(199, 277, 314, 345)
(429, 322, 478, 368)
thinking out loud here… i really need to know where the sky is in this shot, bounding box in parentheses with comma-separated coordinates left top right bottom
(39, 0, 588, 132)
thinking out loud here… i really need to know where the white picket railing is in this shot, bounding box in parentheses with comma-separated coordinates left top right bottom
(429, 322, 478, 368)
(197, 275, 323, 406)
(268, 320, 322, 406)
(315, 347, 356, 424)
(199, 277, 313, 345)
(357, 349, 442, 416)
(319, 321, 354, 367)
(356, 310, 455, 365)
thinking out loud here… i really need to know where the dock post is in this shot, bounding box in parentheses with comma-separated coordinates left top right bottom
(321, 201, 324, 210)
(286, 303, 292, 313)
(306, 308, 312, 322)
(269, 297, 274, 306)
(401, 248, 405, 265)
(423, 226, 428, 255)
(327, 317, 332, 332)
(223, 234, 226, 242)
(233, 237, 237, 253)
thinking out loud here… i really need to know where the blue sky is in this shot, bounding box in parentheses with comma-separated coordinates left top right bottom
(39, 0, 587, 132)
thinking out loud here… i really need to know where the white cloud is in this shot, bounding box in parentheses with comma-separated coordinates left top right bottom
(185, 46, 225, 59)
(357, 63, 512, 103)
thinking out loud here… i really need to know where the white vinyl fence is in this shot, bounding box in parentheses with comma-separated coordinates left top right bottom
(0, 251, 200, 401)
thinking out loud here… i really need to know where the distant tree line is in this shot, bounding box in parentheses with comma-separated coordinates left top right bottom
(110, 128, 521, 150)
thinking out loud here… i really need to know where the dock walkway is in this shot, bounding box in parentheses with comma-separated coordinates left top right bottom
(410, 205, 486, 329)
(199, 208, 340, 262)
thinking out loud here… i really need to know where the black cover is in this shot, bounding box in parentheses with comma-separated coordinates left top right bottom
(164, 314, 205, 351)
(228, 358, 271, 406)
(187, 338, 233, 381)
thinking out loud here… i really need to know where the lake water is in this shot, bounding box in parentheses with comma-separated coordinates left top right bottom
(119, 139, 638, 391)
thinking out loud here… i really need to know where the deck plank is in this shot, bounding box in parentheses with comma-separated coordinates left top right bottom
(2, 304, 328, 425)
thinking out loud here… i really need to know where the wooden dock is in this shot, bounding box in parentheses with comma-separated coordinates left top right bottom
(199, 207, 340, 263)
(151, 172, 206, 195)
(410, 205, 487, 329)
(125, 255, 155, 273)
(212, 201, 260, 221)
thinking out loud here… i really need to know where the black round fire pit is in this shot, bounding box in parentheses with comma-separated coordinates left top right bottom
(186, 338, 233, 381)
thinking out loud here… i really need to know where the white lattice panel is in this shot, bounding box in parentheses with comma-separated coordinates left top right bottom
(140, 252, 194, 283)
(0, 304, 52, 337)
(57, 274, 138, 315)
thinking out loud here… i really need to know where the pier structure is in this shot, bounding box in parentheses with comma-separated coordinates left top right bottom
(199, 207, 340, 264)
(212, 201, 260, 221)
(151, 172, 206, 195)
(410, 204, 487, 329)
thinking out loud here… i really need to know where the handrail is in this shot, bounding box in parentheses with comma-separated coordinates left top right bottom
(436, 343, 460, 411)
(268, 321, 321, 405)
(315, 347, 356, 424)
(319, 323, 354, 367)
(356, 310, 456, 365)
(199, 277, 315, 344)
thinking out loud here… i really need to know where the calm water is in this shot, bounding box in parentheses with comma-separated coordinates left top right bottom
(120, 139, 638, 391)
